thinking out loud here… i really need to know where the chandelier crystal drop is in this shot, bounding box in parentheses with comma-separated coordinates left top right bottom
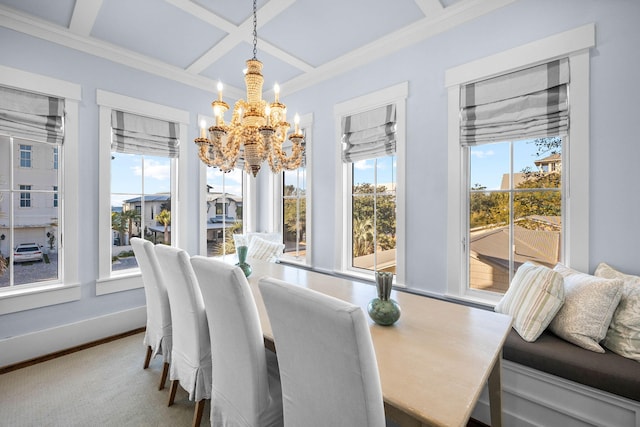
(194, 0, 305, 177)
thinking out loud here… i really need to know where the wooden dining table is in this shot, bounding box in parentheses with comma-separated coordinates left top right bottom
(239, 259, 513, 427)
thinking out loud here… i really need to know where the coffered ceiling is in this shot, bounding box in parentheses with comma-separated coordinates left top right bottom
(0, 0, 514, 97)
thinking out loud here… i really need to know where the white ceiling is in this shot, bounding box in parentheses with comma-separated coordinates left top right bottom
(0, 0, 514, 98)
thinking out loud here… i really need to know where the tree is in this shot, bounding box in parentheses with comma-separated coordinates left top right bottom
(120, 209, 141, 245)
(352, 217, 374, 257)
(352, 184, 396, 253)
(111, 211, 126, 245)
(156, 209, 171, 244)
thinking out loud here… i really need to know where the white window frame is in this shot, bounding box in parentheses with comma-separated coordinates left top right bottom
(334, 82, 407, 285)
(96, 90, 189, 295)
(19, 144, 31, 168)
(197, 113, 253, 258)
(272, 113, 313, 266)
(0, 65, 81, 315)
(445, 24, 594, 306)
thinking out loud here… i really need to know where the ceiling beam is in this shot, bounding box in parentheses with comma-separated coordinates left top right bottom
(69, 0, 103, 36)
(186, 0, 297, 75)
(414, 0, 444, 17)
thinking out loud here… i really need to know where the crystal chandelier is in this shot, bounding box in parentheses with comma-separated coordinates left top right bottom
(195, 0, 305, 177)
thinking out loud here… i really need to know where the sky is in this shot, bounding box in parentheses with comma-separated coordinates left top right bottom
(352, 156, 396, 188)
(470, 139, 556, 190)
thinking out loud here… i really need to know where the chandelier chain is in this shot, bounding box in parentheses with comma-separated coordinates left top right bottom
(252, 0, 258, 59)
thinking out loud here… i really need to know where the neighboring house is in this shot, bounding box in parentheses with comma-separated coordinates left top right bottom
(0, 143, 58, 256)
(206, 188, 242, 242)
(113, 194, 170, 245)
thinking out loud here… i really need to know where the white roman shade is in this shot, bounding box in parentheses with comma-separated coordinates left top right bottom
(342, 104, 396, 162)
(0, 85, 65, 144)
(460, 58, 569, 145)
(111, 110, 179, 158)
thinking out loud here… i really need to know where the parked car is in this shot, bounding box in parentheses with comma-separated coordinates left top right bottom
(13, 243, 44, 263)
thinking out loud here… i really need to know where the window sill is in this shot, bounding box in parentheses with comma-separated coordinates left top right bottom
(443, 290, 500, 309)
(96, 272, 143, 295)
(0, 282, 81, 315)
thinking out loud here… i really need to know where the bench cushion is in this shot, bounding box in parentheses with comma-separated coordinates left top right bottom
(503, 328, 640, 402)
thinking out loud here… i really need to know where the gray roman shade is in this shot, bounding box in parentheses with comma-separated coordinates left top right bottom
(460, 58, 569, 145)
(342, 104, 396, 162)
(111, 110, 179, 158)
(0, 86, 65, 144)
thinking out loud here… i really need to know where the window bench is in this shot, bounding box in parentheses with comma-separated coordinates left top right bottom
(472, 328, 640, 426)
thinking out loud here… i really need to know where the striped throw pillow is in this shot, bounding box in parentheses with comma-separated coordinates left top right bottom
(495, 262, 565, 342)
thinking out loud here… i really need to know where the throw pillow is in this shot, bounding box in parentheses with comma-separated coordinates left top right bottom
(594, 262, 640, 362)
(548, 263, 623, 353)
(247, 236, 284, 262)
(495, 262, 565, 342)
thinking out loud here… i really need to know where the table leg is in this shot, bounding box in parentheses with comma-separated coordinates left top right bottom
(488, 355, 503, 427)
(384, 402, 423, 427)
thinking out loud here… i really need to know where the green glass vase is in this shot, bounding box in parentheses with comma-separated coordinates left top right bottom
(367, 271, 400, 326)
(235, 245, 252, 277)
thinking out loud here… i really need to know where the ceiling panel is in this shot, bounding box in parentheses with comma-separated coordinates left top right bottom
(91, 0, 228, 69)
(258, 0, 424, 67)
(0, 0, 75, 28)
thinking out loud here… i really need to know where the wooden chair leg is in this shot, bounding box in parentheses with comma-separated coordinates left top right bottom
(158, 362, 169, 390)
(143, 346, 153, 369)
(192, 399, 206, 427)
(167, 380, 179, 407)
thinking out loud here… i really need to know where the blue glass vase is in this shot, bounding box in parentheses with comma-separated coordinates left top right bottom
(367, 271, 400, 326)
(235, 245, 252, 277)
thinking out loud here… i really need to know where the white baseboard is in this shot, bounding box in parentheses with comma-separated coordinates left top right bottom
(0, 306, 146, 368)
(472, 360, 640, 427)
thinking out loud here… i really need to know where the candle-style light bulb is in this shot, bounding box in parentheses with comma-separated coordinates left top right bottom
(199, 119, 206, 138)
(294, 113, 300, 134)
(217, 81, 223, 101)
(265, 105, 271, 126)
(213, 106, 222, 126)
(274, 83, 280, 103)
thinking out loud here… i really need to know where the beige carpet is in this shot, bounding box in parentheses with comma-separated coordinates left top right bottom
(0, 332, 209, 427)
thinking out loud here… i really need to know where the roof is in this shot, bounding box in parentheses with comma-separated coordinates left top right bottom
(470, 218, 561, 269)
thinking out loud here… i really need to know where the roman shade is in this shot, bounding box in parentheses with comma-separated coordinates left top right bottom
(460, 58, 569, 145)
(111, 110, 179, 158)
(342, 104, 396, 162)
(0, 85, 65, 144)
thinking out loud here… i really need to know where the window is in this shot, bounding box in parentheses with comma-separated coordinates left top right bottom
(272, 115, 312, 265)
(467, 137, 562, 293)
(205, 166, 244, 257)
(0, 71, 81, 309)
(19, 144, 31, 167)
(19, 185, 31, 207)
(97, 90, 188, 294)
(53, 147, 58, 170)
(445, 24, 594, 305)
(53, 185, 58, 207)
(334, 83, 407, 283)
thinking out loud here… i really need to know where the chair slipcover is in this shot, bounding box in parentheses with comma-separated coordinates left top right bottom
(191, 256, 283, 427)
(131, 238, 172, 364)
(258, 277, 386, 427)
(154, 244, 212, 402)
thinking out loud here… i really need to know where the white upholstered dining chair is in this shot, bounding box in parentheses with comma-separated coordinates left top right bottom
(130, 237, 172, 390)
(258, 277, 386, 427)
(191, 256, 284, 427)
(154, 244, 211, 427)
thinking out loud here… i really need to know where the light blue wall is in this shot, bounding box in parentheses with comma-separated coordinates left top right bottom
(1, 0, 639, 340)
(283, 0, 640, 294)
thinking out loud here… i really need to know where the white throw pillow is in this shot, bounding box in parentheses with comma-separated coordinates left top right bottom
(495, 262, 565, 342)
(548, 263, 623, 353)
(247, 236, 284, 262)
(594, 262, 640, 362)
